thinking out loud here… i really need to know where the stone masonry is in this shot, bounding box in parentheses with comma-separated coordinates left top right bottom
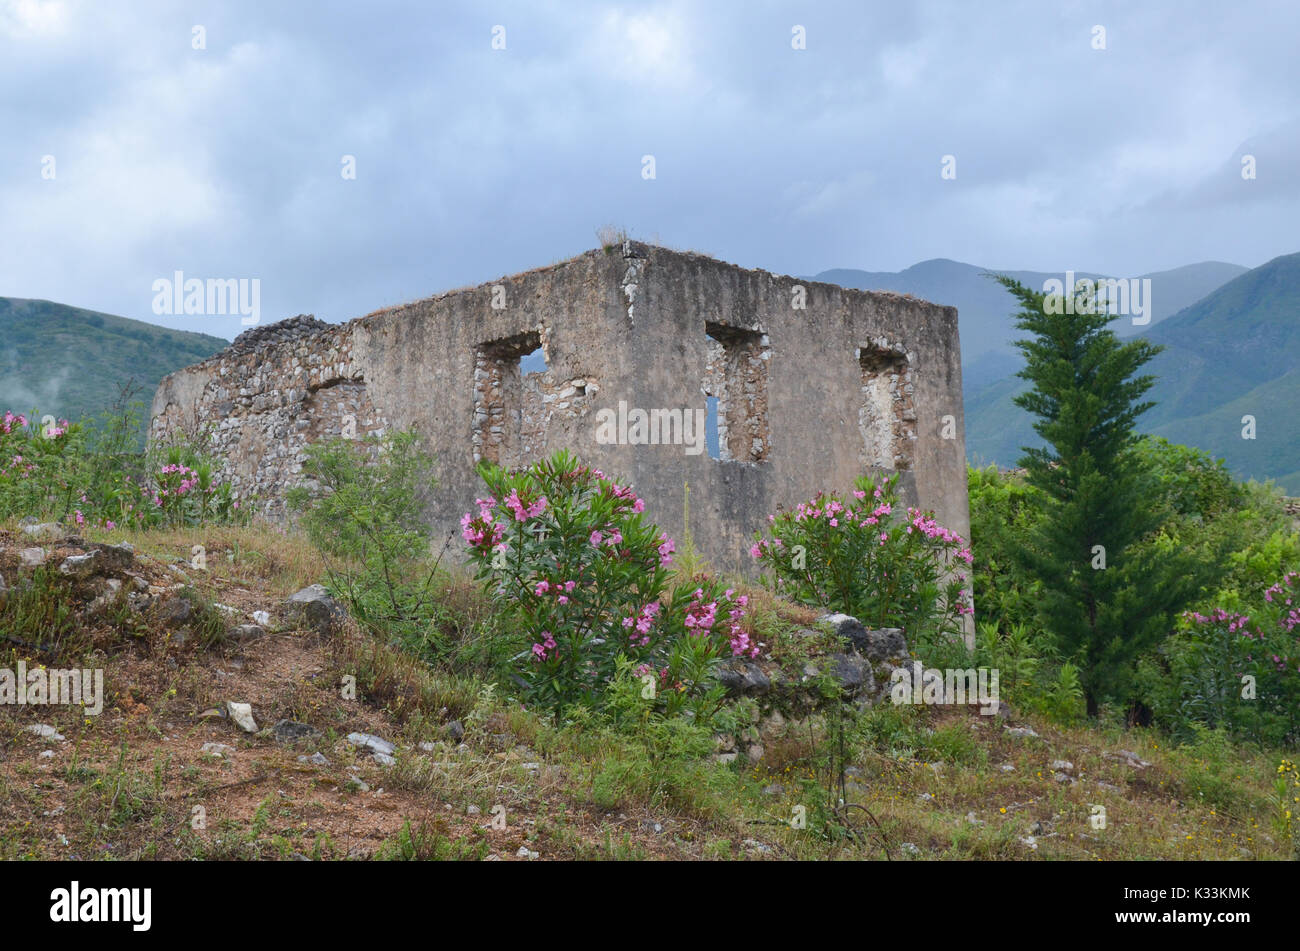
(150, 242, 969, 575)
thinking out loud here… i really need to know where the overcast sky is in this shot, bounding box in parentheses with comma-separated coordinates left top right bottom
(2, 0, 1297, 340)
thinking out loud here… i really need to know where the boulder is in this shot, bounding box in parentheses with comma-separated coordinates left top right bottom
(21, 522, 63, 542)
(715, 658, 771, 697)
(19, 548, 47, 568)
(826, 652, 874, 696)
(285, 584, 344, 634)
(90, 542, 134, 573)
(58, 552, 99, 579)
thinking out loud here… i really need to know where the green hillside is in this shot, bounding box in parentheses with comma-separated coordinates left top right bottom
(0, 297, 227, 432)
(962, 253, 1300, 493)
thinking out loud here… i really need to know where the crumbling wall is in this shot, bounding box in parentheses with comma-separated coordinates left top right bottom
(149, 315, 385, 521)
(151, 245, 968, 578)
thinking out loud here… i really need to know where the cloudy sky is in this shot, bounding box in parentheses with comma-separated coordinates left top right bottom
(2, 0, 1297, 339)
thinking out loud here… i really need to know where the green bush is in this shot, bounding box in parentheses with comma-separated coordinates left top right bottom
(750, 471, 972, 649)
(0, 400, 243, 529)
(287, 432, 458, 657)
(463, 450, 755, 716)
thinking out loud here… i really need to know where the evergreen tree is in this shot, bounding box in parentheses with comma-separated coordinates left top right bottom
(993, 275, 1207, 714)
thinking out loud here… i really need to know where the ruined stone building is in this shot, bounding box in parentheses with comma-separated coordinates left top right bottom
(150, 242, 969, 574)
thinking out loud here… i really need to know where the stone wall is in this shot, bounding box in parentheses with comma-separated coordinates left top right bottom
(151, 243, 969, 575)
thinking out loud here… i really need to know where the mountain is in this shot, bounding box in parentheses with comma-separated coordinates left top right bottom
(961, 253, 1300, 492)
(0, 297, 228, 433)
(810, 259, 1247, 392)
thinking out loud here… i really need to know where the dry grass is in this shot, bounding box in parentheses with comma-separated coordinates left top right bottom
(1, 519, 1295, 862)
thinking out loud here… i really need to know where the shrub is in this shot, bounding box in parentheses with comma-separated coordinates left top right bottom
(749, 471, 971, 648)
(1145, 572, 1300, 747)
(0, 403, 243, 530)
(462, 450, 757, 715)
(287, 432, 451, 655)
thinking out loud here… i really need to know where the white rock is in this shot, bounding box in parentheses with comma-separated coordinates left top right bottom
(346, 732, 395, 757)
(226, 701, 258, 733)
(25, 724, 65, 741)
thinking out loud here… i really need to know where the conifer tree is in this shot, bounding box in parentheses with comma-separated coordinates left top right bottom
(993, 275, 1206, 714)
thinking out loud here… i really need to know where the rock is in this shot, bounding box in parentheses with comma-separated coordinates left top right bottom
(716, 752, 738, 765)
(285, 584, 344, 634)
(372, 752, 396, 767)
(1004, 726, 1039, 738)
(996, 701, 1011, 718)
(827, 652, 874, 696)
(19, 548, 47, 568)
(715, 658, 771, 696)
(966, 811, 984, 825)
(516, 846, 539, 860)
(521, 761, 541, 773)
(467, 804, 481, 815)
(742, 838, 773, 855)
(90, 543, 134, 572)
(25, 724, 65, 741)
(271, 720, 320, 743)
(197, 707, 226, 721)
(87, 578, 123, 614)
(346, 732, 395, 757)
(1106, 750, 1151, 769)
(298, 752, 330, 766)
(816, 613, 910, 666)
(640, 820, 664, 835)
(745, 743, 764, 764)
(1028, 820, 1045, 835)
(159, 596, 195, 628)
(900, 842, 921, 857)
(346, 775, 369, 793)
(39, 749, 55, 759)
(201, 742, 235, 758)
(1020, 835, 1039, 850)
(1051, 760, 1074, 772)
(229, 624, 265, 643)
(762, 783, 785, 797)
(999, 763, 1016, 772)
(444, 720, 465, 743)
(226, 701, 258, 733)
(21, 522, 63, 542)
(1052, 771, 1074, 784)
(818, 613, 868, 648)
(251, 610, 271, 626)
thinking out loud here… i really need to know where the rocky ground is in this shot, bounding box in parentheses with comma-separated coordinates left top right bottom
(0, 522, 1292, 861)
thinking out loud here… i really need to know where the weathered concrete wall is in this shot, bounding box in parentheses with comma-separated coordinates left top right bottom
(150, 243, 968, 575)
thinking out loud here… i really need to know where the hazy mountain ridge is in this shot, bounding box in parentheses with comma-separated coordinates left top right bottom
(954, 253, 1300, 492)
(0, 297, 228, 431)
